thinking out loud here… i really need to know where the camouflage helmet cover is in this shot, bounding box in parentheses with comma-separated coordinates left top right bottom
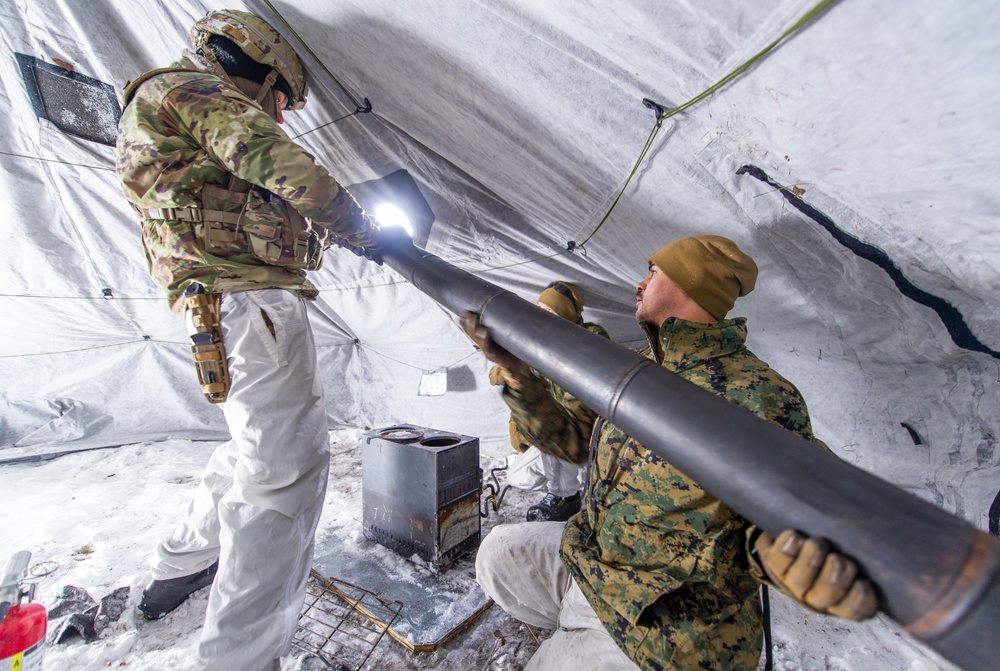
(191, 9, 308, 109)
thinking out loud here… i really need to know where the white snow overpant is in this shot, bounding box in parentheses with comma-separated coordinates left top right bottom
(476, 522, 639, 671)
(506, 447, 584, 497)
(150, 289, 330, 671)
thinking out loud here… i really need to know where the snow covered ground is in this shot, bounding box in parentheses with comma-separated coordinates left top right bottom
(0, 430, 960, 671)
(1, 430, 541, 671)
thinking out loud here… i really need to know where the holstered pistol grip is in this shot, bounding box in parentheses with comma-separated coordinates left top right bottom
(183, 284, 230, 404)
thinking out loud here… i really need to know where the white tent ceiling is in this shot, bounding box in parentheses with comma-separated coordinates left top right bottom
(1, 0, 997, 666)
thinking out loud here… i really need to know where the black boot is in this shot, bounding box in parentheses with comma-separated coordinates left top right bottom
(138, 561, 219, 620)
(526, 493, 581, 522)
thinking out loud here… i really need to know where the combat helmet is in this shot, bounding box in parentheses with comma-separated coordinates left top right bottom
(191, 9, 308, 110)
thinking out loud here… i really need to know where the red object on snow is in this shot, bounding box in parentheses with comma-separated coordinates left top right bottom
(0, 551, 47, 670)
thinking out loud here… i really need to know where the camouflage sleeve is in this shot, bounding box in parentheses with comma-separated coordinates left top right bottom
(731, 362, 820, 445)
(741, 379, 831, 582)
(163, 80, 377, 247)
(499, 321, 606, 462)
(585, 322, 611, 340)
(487, 365, 531, 451)
(502, 371, 594, 464)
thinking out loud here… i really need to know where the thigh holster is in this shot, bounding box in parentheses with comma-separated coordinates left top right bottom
(183, 283, 230, 404)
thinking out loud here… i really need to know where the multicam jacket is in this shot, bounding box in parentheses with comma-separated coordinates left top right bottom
(116, 56, 377, 314)
(503, 316, 818, 671)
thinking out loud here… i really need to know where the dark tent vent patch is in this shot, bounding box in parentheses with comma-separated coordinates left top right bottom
(16, 53, 121, 146)
(737, 165, 1000, 361)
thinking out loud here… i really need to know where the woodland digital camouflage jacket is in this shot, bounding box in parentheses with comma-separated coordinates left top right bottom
(116, 56, 377, 314)
(503, 316, 820, 671)
(491, 321, 610, 454)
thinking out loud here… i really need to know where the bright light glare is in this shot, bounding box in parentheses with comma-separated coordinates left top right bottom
(374, 203, 413, 237)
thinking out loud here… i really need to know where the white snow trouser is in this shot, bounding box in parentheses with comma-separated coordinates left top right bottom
(506, 447, 584, 497)
(150, 289, 330, 671)
(476, 522, 640, 671)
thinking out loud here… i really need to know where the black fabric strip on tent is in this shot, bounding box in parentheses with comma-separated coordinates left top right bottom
(737, 165, 999, 360)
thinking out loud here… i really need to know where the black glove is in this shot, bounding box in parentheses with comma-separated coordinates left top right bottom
(365, 225, 413, 265)
(334, 226, 412, 265)
(333, 236, 366, 258)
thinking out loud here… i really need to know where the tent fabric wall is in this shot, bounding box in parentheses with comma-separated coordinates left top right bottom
(1, 0, 997, 528)
(0, 0, 998, 665)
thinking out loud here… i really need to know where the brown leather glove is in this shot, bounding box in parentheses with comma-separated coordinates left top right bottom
(460, 312, 530, 388)
(488, 364, 506, 386)
(507, 418, 531, 453)
(754, 529, 878, 621)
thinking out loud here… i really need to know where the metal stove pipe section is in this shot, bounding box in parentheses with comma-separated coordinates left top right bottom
(380, 241, 1000, 671)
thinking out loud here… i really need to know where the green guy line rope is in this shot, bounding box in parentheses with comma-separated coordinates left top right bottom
(462, 0, 837, 276)
(469, 249, 570, 275)
(291, 110, 361, 141)
(0, 338, 178, 360)
(658, 0, 837, 122)
(573, 0, 837, 251)
(259, 0, 835, 275)
(0, 293, 159, 300)
(571, 118, 663, 251)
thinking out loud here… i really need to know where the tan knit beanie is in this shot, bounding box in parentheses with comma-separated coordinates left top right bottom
(538, 281, 584, 323)
(649, 235, 758, 320)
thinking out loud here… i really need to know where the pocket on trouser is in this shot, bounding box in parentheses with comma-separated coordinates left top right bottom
(243, 290, 302, 368)
(218, 290, 328, 518)
(559, 578, 605, 631)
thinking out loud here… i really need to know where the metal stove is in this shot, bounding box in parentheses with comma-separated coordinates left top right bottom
(362, 424, 481, 573)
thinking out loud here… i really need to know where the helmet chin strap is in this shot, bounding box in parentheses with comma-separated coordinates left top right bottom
(193, 42, 221, 78)
(254, 70, 278, 105)
(194, 45, 280, 110)
(193, 44, 228, 81)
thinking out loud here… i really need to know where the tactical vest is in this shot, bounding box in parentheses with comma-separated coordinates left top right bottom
(123, 68, 327, 271)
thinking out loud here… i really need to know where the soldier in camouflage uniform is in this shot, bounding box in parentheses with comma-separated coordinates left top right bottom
(467, 236, 876, 671)
(115, 10, 394, 671)
(497, 281, 610, 521)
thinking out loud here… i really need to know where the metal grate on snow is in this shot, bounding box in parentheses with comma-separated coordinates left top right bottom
(293, 569, 403, 671)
